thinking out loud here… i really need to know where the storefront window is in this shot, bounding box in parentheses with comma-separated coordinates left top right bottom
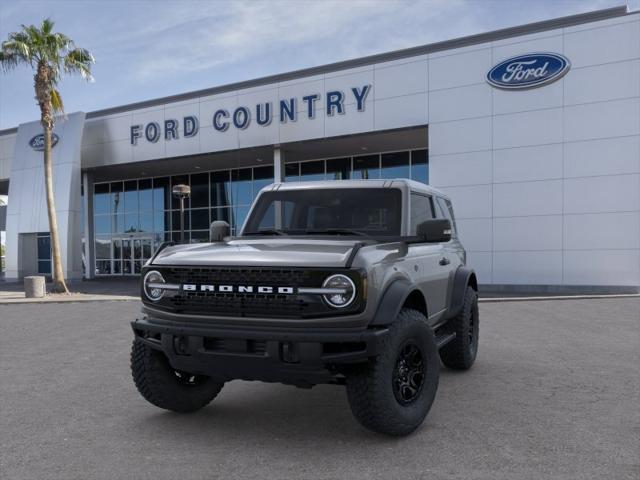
(353, 154, 380, 179)
(381, 151, 410, 179)
(411, 149, 428, 184)
(285, 163, 299, 182)
(326, 158, 350, 180)
(253, 166, 273, 194)
(190, 173, 209, 208)
(301, 160, 325, 181)
(231, 168, 252, 206)
(94, 183, 110, 214)
(210, 171, 231, 207)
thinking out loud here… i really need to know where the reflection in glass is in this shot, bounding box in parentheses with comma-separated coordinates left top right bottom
(153, 177, 170, 211)
(190, 208, 210, 230)
(301, 160, 325, 181)
(94, 183, 110, 215)
(95, 237, 111, 259)
(353, 155, 380, 179)
(190, 231, 209, 243)
(171, 210, 190, 232)
(326, 158, 350, 180)
(139, 178, 153, 211)
(211, 171, 231, 207)
(37, 235, 51, 259)
(124, 212, 139, 232)
(231, 169, 252, 205)
(381, 152, 410, 180)
(110, 182, 123, 217)
(190, 173, 209, 208)
(96, 260, 111, 274)
(139, 213, 153, 232)
(124, 180, 138, 213)
(154, 211, 168, 232)
(253, 166, 273, 194)
(211, 207, 231, 224)
(285, 163, 299, 182)
(411, 149, 428, 184)
(38, 260, 51, 274)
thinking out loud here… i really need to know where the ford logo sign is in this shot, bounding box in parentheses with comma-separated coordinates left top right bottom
(487, 53, 570, 90)
(29, 133, 59, 151)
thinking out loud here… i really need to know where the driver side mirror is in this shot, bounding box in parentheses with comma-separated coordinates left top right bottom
(416, 219, 452, 243)
(210, 221, 230, 242)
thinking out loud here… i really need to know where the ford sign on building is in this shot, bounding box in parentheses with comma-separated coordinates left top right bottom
(0, 6, 638, 293)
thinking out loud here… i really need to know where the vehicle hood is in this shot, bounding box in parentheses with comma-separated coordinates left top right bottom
(151, 238, 363, 268)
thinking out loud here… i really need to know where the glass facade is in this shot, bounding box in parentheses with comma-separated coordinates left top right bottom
(91, 148, 427, 275)
(93, 165, 274, 275)
(285, 149, 428, 183)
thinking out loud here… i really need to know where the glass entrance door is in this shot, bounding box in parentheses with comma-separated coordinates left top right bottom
(112, 236, 153, 275)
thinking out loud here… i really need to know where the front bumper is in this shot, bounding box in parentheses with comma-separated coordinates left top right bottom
(131, 316, 389, 386)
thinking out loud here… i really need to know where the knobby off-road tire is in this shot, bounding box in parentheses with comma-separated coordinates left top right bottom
(345, 308, 440, 436)
(439, 286, 479, 370)
(131, 340, 224, 413)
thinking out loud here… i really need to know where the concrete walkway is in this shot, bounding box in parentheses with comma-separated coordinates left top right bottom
(0, 277, 139, 303)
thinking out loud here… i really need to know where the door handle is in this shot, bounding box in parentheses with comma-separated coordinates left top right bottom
(439, 257, 450, 266)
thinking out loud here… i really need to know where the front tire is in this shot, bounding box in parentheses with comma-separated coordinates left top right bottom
(131, 340, 224, 413)
(439, 286, 479, 370)
(345, 308, 440, 436)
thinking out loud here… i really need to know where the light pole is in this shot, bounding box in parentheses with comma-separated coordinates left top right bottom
(172, 184, 191, 244)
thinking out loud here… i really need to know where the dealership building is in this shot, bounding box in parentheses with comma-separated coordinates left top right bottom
(0, 6, 638, 292)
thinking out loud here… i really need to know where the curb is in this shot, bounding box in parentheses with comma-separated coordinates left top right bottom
(478, 293, 640, 303)
(0, 295, 139, 305)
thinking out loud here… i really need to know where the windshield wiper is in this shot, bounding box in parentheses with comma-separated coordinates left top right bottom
(243, 228, 287, 236)
(305, 228, 368, 237)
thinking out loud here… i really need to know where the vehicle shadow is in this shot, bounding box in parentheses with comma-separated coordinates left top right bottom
(127, 371, 460, 450)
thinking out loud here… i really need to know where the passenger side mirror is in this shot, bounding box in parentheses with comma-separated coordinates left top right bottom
(416, 219, 452, 243)
(210, 221, 230, 242)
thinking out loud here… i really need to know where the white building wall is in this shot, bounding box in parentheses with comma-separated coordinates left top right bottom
(0, 133, 16, 181)
(429, 13, 640, 288)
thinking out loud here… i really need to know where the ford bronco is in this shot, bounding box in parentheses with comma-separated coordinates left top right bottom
(131, 179, 479, 435)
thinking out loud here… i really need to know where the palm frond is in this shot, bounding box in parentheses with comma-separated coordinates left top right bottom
(0, 50, 19, 70)
(64, 47, 94, 81)
(50, 88, 64, 114)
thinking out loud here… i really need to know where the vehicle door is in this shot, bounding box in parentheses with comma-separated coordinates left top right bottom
(435, 196, 463, 304)
(407, 192, 450, 319)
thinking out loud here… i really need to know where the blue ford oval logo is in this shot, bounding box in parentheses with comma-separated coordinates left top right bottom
(29, 133, 59, 151)
(487, 53, 570, 90)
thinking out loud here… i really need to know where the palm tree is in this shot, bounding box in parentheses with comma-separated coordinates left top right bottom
(0, 19, 94, 293)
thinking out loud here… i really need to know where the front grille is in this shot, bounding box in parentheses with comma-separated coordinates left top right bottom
(153, 267, 358, 318)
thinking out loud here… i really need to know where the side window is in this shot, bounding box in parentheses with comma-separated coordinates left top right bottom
(436, 197, 457, 238)
(409, 193, 434, 234)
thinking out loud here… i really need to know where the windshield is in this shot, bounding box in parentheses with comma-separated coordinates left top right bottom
(242, 188, 402, 236)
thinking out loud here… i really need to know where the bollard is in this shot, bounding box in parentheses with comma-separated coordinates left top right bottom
(24, 276, 46, 298)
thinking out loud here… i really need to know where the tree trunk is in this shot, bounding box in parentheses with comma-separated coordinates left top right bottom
(36, 63, 69, 294)
(43, 123, 69, 293)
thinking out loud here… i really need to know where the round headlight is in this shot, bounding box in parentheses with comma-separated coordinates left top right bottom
(322, 274, 356, 308)
(143, 270, 165, 302)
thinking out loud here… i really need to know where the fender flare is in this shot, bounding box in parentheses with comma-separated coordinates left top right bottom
(369, 278, 421, 327)
(447, 266, 477, 319)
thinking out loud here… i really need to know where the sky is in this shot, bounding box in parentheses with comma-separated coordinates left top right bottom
(0, 0, 636, 130)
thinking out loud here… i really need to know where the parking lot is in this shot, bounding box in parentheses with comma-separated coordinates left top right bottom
(1, 297, 638, 480)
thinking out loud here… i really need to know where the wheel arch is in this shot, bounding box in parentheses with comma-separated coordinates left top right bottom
(447, 266, 477, 319)
(369, 278, 428, 326)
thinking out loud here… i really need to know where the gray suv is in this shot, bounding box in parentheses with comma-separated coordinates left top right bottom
(131, 179, 479, 435)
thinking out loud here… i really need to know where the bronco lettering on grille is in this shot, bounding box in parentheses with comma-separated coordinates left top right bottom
(182, 284, 295, 294)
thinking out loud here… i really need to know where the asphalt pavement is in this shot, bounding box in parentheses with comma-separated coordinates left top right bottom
(1, 298, 638, 480)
